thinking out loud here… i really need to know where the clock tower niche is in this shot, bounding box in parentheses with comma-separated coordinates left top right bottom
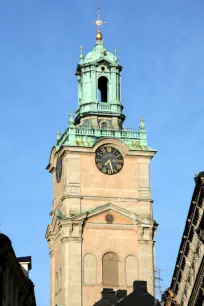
(45, 7, 157, 306)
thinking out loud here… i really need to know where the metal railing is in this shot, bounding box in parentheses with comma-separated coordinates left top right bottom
(75, 127, 141, 139)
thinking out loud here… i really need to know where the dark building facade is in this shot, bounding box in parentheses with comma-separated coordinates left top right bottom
(164, 172, 204, 306)
(0, 233, 36, 306)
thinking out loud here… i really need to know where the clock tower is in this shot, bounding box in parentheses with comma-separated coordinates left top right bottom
(46, 7, 157, 306)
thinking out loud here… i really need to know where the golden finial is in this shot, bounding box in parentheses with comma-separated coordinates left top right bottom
(92, 5, 107, 41)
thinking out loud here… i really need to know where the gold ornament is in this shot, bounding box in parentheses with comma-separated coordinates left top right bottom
(92, 5, 107, 41)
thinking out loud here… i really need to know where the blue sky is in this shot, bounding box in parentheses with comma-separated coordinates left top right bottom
(0, 0, 204, 304)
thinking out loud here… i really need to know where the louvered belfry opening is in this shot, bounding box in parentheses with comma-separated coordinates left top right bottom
(102, 252, 118, 286)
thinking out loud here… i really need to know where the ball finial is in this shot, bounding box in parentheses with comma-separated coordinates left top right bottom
(96, 29, 103, 41)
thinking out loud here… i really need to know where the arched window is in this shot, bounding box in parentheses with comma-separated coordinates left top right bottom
(100, 121, 108, 129)
(98, 76, 108, 102)
(83, 254, 96, 285)
(126, 255, 138, 286)
(102, 252, 118, 286)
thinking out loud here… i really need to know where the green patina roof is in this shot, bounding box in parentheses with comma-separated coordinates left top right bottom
(52, 39, 156, 153)
(80, 41, 118, 66)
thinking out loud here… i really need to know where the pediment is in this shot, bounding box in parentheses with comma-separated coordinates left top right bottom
(95, 58, 118, 67)
(96, 59, 111, 67)
(84, 57, 118, 67)
(71, 203, 153, 227)
(86, 210, 133, 225)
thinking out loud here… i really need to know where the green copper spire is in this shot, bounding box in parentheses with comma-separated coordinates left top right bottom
(54, 6, 155, 153)
(139, 117, 147, 146)
(139, 116, 146, 130)
(114, 48, 118, 61)
(79, 46, 84, 63)
(73, 6, 125, 129)
(75, 37, 124, 129)
(68, 112, 75, 127)
(56, 129, 61, 141)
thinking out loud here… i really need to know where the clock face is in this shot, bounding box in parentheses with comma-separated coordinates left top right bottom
(56, 157, 62, 183)
(95, 145, 124, 175)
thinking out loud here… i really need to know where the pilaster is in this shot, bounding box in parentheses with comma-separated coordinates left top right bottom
(60, 220, 83, 306)
(64, 154, 81, 216)
(138, 158, 151, 199)
(91, 68, 97, 102)
(112, 117, 119, 130)
(138, 226, 155, 296)
(47, 238, 55, 306)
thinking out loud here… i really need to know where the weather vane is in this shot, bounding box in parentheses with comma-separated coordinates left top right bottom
(92, 5, 107, 40)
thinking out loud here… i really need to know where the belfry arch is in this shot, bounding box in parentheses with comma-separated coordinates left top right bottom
(98, 76, 108, 102)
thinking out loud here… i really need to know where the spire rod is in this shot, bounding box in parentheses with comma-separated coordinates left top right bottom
(139, 116, 146, 130)
(92, 5, 107, 41)
(56, 129, 61, 141)
(80, 46, 84, 61)
(114, 48, 118, 60)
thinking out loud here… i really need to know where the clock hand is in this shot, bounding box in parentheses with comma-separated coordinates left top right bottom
(104, 159, 110, 166)
(109, 160, 113, 172)
(105, 159, 113, 172)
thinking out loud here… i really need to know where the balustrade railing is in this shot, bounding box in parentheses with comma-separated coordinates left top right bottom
(97, 103, 112, 111)
(75, 128, 94, 135)
(76, 103, 122, 114)
(97, 102, 121, 112)
(75, 127, 141, 139)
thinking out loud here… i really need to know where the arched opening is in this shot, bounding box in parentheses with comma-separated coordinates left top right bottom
(102, 252, 118, 286)
(98, 76, 108, 102)
(100, 121, 108, 129)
